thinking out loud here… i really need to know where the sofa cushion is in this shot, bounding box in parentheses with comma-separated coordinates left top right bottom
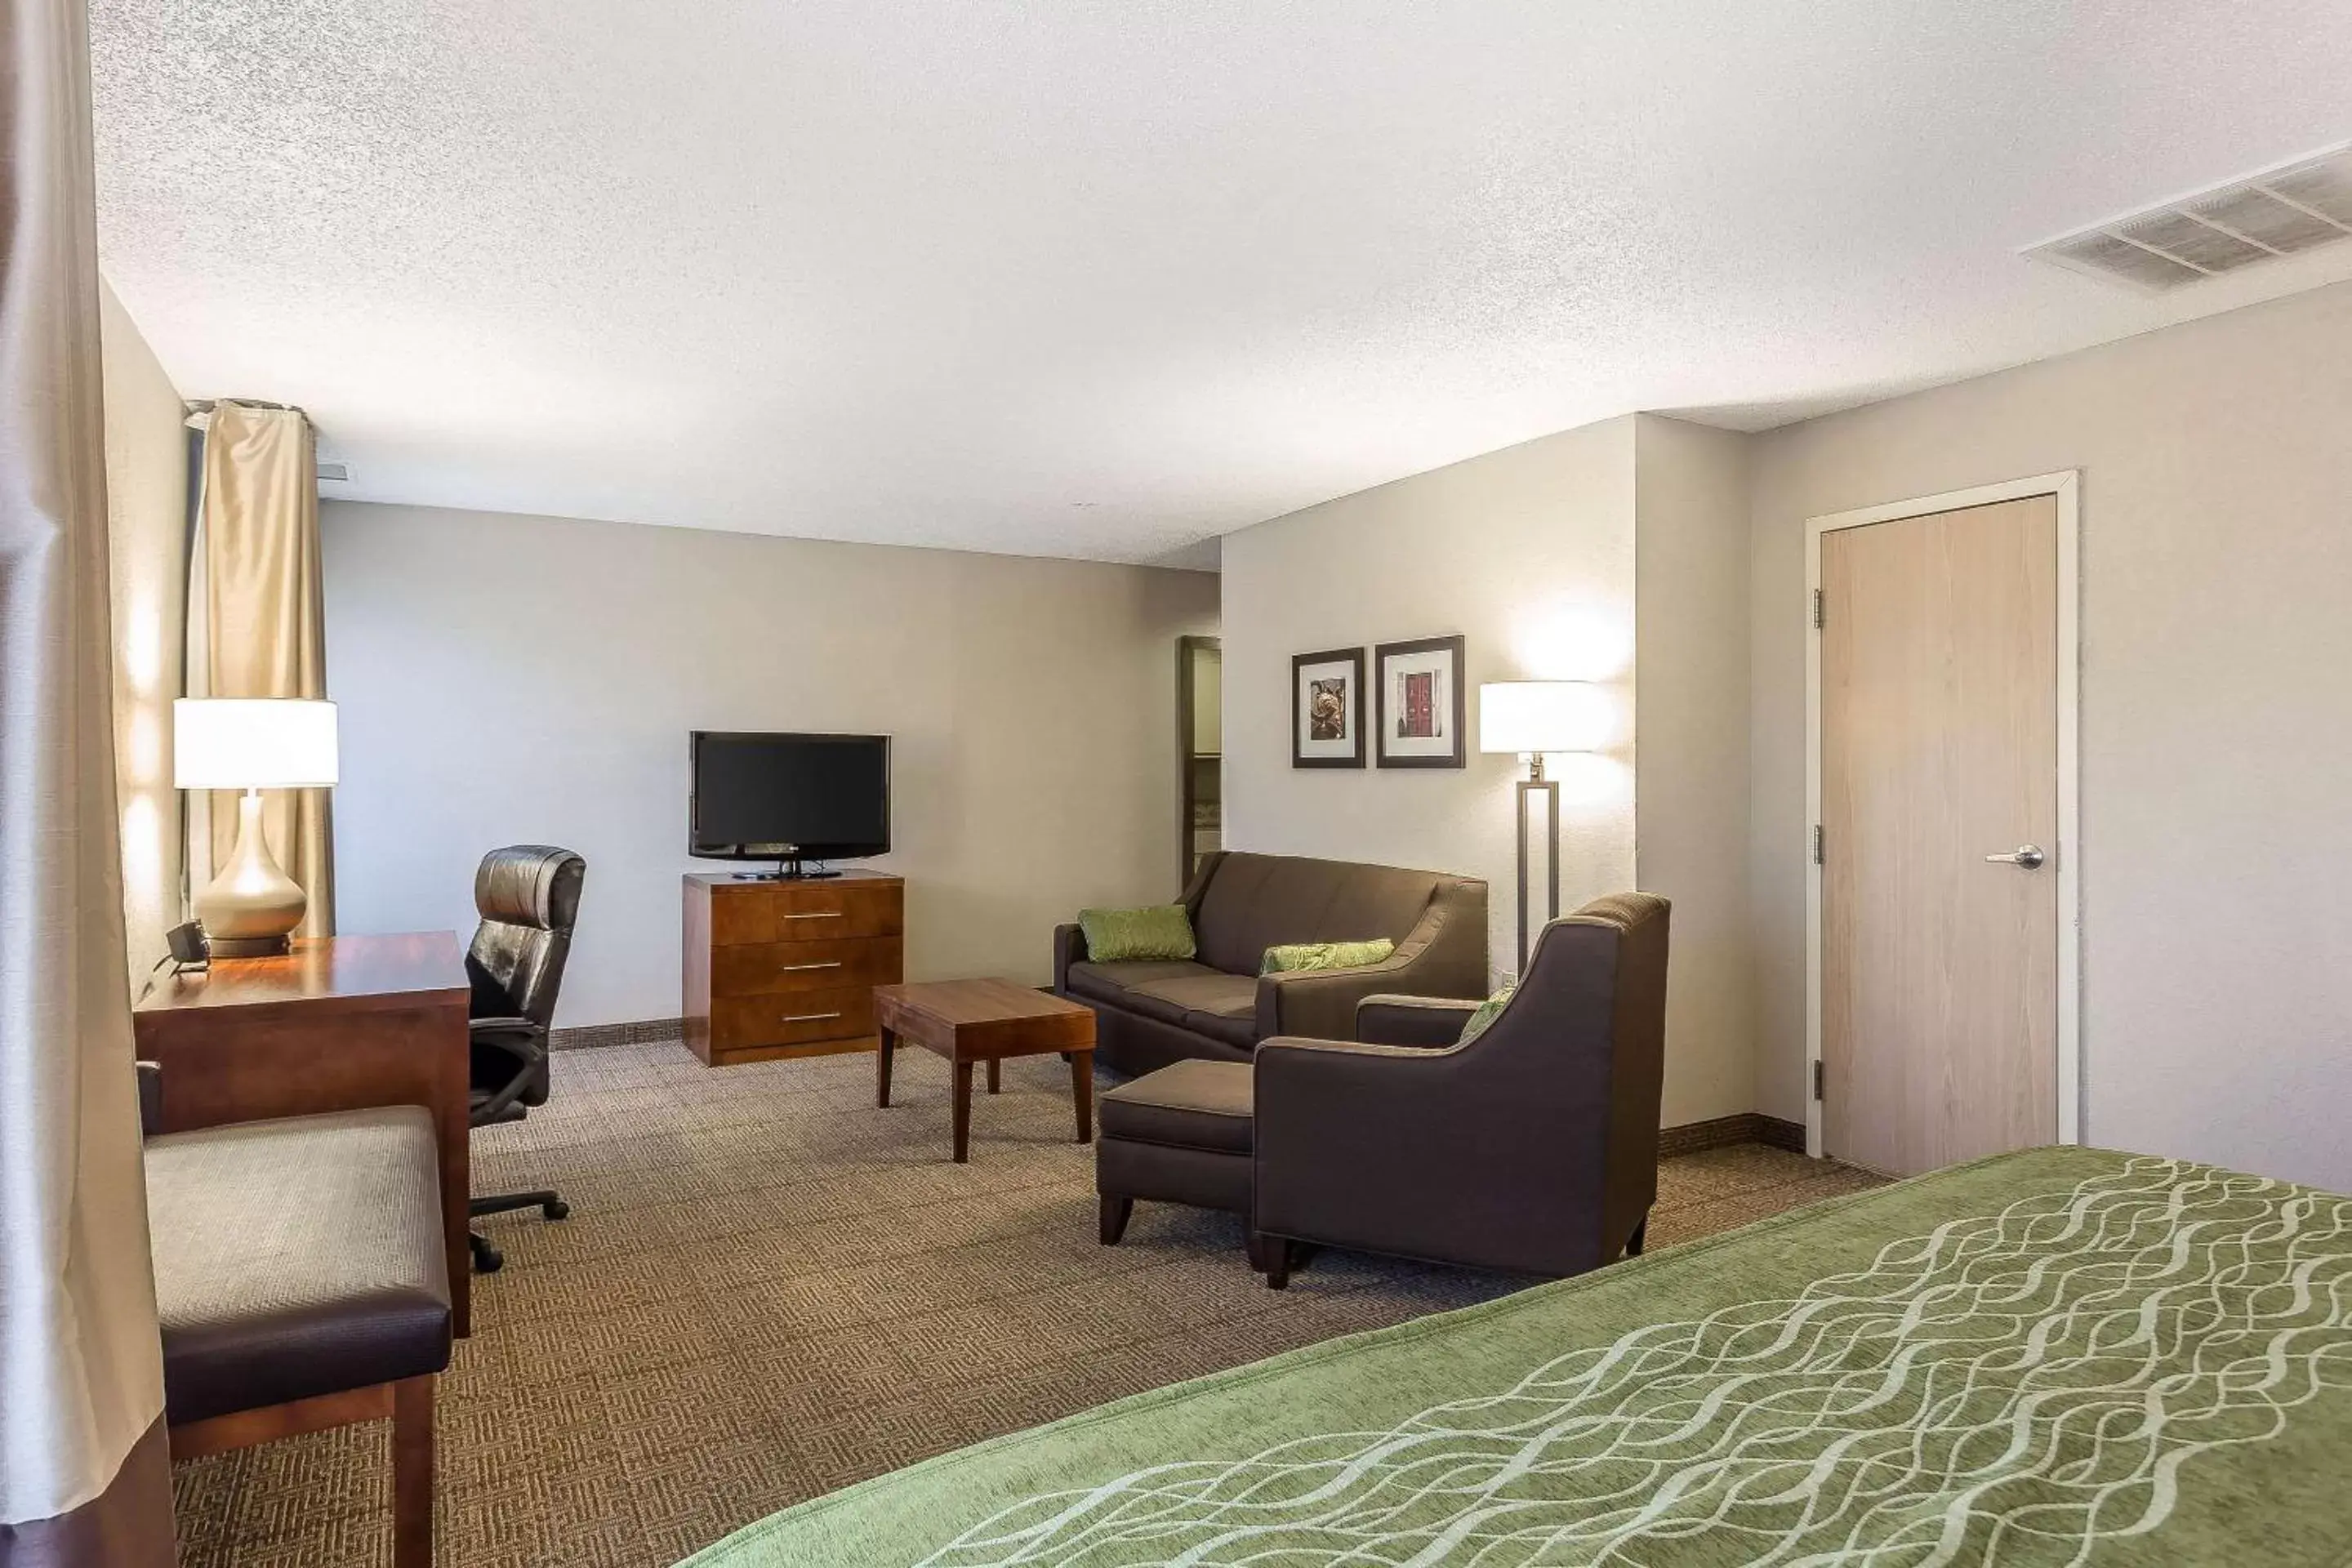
(1099, 1058, 1254, 1154)
(1066, 959, 1223, 1009)
(1127, 972, 1255, 1018)
(1120, 971, 1251, 1033)
(1126, 972, 1260, 1050)
(146, 1107, 453, 1426)
(1186, 1003, 1258, 1050)
(1192, 853, 1442, 978)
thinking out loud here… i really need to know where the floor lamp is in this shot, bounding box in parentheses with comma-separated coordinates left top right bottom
(1479, 681, 1608, 972)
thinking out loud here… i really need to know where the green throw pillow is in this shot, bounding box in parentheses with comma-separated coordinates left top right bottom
(1456, 983, 1517, 1043)
(1079, 905, 1196, 962)
(1259, 938, 1396, 976)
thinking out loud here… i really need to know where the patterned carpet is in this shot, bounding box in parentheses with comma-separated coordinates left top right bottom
(169, 1038, 1883, 1568)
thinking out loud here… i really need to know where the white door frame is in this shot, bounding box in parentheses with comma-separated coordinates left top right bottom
(1803, 470, 2082, 1160)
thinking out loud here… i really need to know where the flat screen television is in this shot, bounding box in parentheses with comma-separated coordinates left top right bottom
(688, 731, 891, 874)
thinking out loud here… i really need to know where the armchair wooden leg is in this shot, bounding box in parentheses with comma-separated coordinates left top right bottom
(1625, 1213, 1649, 1258)
(1098, 1193, 1134, 1245)
(1258, 1235, 1291, 1290)
(392, 1374, 435, 1568)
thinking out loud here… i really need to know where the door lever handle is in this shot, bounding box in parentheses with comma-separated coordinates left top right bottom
(1984, 844, 2047, 870)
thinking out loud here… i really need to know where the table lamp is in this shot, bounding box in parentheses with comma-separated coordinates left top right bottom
(1479, 681, 1610, 969)
(175, 697, 339, 956)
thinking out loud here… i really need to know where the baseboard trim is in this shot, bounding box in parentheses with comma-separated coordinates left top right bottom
(550, 1018, 685, 1051)
(1659, 1111, 1809, 1157)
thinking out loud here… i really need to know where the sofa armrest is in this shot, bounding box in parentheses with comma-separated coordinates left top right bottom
(1252, 884, 1485, 1040)
(1254, 952, 1419, 1041)
(1354, 994, 1477, 1049)
(1053, 923, 1089, 994)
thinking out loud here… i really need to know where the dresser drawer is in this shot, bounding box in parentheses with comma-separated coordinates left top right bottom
(710, 936, 902, 998)
(708, 882, 904, 946)
(709, 985, 876, 1049)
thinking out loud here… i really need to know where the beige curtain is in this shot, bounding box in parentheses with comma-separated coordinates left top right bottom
(184, 399, 334, 935)
(0, 0, 176, 1559)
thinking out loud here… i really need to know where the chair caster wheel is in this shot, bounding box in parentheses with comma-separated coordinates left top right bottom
(543, 1200, 570, 1221)
(470, 1237, 504, 1273)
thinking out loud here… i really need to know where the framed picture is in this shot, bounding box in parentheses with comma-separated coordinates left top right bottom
(1292, 648, 1366, 768)
(1375, 635, 1467, 768)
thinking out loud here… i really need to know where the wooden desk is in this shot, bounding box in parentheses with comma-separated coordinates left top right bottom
(134, 932, 474, 1336)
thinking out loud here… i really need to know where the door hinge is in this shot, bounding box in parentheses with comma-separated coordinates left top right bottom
(1811, 823, 1824, 865)
(1811, 588, 1825, 630)
(1813, 1059, 1826, 1102)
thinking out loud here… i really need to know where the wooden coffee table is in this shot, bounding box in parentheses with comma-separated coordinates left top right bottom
(872, 978, 1096, 1162)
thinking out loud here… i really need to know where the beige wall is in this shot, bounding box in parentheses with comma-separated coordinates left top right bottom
(1748, 279, 2352, 1191)
(319, 502, 1218, 1027)
(98, 279, 189, 985)
(1633, 416, 1753, 1125)
(1223, 415, 1640, 991)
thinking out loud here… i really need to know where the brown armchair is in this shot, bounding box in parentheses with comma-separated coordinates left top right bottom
(1250, 893, 1670, 1285)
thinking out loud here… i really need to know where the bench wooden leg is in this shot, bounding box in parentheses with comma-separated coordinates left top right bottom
(170, 1373, 438, 1566)
(393, 1375, 435, 1568)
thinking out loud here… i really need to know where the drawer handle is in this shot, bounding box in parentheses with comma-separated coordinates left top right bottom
(782, 1010, 843, 1024)
(781, 911, 844, 921)
(777, 960, 844, 973)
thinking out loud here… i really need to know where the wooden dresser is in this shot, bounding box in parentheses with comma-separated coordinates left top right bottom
(683, 869, 905, 1066)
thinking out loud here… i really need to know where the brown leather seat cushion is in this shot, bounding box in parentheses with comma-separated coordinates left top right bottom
(1064, 959, 1223, 1009)
(1126, 973, 1258, 1049)
(1099, 1058, 1254, 1154)
(146, 1107, 453, 1426)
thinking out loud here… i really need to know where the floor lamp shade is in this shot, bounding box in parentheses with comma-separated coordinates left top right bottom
(174, 700, 338, 955)
(1478, 680, 1610, 759)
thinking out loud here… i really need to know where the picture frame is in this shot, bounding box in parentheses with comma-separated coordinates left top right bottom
(1374, 635, 1467, 768)
(1291, 647, 1366, 768)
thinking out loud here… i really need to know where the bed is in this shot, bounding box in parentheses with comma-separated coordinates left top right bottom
(684, 1147, 2352, 1566)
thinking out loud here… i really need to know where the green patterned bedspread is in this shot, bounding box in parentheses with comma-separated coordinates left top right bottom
(686, 1147, 2352, 1566)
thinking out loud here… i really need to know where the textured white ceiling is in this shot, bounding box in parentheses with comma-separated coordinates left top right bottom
(91, 1, 2352, 568)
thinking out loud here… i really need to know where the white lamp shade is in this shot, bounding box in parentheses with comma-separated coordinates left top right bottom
(1478, 681, 1612, 755)
(173, 699, 340, 790)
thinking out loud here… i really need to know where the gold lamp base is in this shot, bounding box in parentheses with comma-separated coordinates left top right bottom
(194, 789, 307, 958)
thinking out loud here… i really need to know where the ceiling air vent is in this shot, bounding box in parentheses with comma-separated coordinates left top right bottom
(2025, 145, 2352, 292)
(316, 461, 351, 483)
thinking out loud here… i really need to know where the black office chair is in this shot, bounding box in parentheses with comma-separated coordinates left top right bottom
(466, 844, 586, 1273)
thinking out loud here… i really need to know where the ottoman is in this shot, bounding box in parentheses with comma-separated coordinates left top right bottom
(1095, 1058, 1257, 1260)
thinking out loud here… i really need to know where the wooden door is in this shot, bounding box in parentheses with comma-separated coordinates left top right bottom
(1821, 496, 2058, 1176)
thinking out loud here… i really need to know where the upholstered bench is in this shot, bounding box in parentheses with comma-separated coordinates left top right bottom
(144, 1083, 452, 1568)
(1095, 1058, 1260, 1262)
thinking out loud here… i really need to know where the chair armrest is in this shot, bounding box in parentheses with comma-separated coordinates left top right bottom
(470, 1017, 546, 1056)
(1053, 923, 1089, 994)
(1254, 1035, 1471, 1247)
(1354, 994, 1478, 1049)
(469, 1020, 548, 1123)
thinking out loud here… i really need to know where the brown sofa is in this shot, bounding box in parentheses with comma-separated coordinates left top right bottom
(1054, 851, 1489, 1076)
